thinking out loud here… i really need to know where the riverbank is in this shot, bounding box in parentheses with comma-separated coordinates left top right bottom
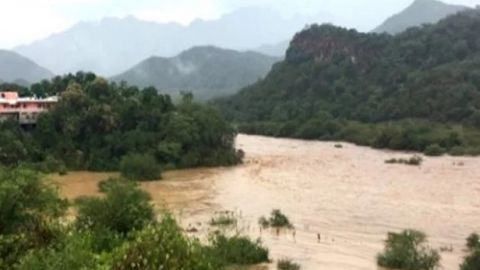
(54, 134, 480, 270)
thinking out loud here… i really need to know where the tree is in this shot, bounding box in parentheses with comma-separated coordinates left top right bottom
(75, 179, 154, 235)
(119, 153, 162, 181)
(111, 215, 220, 270)
(377, 230, 440, 270)
(0, 167, 67, 267)
(461, 233, 480, 270)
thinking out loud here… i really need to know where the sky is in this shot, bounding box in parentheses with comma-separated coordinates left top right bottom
(0, 0, 478, 49)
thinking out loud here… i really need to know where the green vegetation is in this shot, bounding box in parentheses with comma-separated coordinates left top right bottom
(377, 229, 440, 270)
(0, 167, 67, 268)
(259, 209, 293, 229)
(0, 167, 271, 270)
(75, 178, 155, 235)
(112, 46, 280, 100)
(277, 259, 301, 270)
(216, 9, 480, 156)
(0, 72, 242, 176)
(424, 144, 446, 156)
(208, 234, 269, 266)
(210, 211, 238, 227)
(461, 233, 480, 270)
(110, 216, 220, 270)
(385, 155, 423, 166)
(466, 233, 480, 250)
(119, 153, 162, 181)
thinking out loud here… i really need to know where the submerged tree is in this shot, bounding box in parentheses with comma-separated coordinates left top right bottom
(377, 230, 440, 270)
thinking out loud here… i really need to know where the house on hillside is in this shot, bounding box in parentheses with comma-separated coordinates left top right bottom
(0, 91, 58, 124)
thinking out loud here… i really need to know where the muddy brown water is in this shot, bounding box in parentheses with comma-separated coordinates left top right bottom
(53, 134, 480, 270)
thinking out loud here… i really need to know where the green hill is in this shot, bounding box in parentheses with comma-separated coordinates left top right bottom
(216, 9, 480, 155)
(112, 46, 279, 100)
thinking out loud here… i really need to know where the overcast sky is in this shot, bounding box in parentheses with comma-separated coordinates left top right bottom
(0, 0, 478, 49)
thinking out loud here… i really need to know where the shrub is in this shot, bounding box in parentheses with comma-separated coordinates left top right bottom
(111, 215, 219, 270)
(461, 248, 480, 270)
(258, 217, 269, 228)
(119, 153, 161, 181)
(16, 232, 100, 270)
(277, 259, 301, 270)
(0, 167, 67, 235)
(75, 178, 154, 235)
(449, 146, 466, 156)
(210, 211, 237, 227)
(385, 155, 423, 166)
(424, 144, 446, 156)
(461, 233, 480, 270)
(0, 167, 67, 267)
(259, 209, 293, 229)
(467, 233, 480, 250)
(42, 155, 67, 174)
(209, 234, 269, 265)
(377, 229, 440, 270)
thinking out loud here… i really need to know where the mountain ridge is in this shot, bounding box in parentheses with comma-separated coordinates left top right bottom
(372, 0, 470, 34)
(112, 46, 280, 100)
(15, 7, 332, 76)
(0, 50, 53, 84)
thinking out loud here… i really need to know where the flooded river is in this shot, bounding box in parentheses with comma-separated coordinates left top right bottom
(54, 134, 480, 270)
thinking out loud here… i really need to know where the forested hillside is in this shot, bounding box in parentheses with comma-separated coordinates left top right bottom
(0, 72, 242, 173)
(112, 46, 279, 100)
(216, 9, 480, 155)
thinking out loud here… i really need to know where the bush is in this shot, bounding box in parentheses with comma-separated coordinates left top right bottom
(0, 167, 67, 235)
(385, 155, 423, 166)
(111, 215, 219, 270)
(277, 259, 301, 270)
(119, 153, 162, 181)
(209, 234, 269, 265)
(210, 211, 237, 227)
(16, 232, 100, 270)
(461, 233, 480, 270)
(424, 144, 446, 156)
(461, 249, 480, 270)
(377, 229, 440, 270)
(467, 233, 480, 250)
(449, 146, 466, 156)
(75, 178, 154, 235)
(259, 209, 293, 229)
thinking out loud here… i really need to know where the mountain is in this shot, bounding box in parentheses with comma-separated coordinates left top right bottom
(216, 9, 480, 155)
(373, 0, 470, 34)
(15, 8, 334, 76)
(112, 46, 279, 100)
(254, 40, 290, 57)
(0, 50, 53, 84)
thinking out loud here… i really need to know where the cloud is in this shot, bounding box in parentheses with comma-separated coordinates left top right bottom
(0, 1, 76, 48)
(133, 0, 221, 25)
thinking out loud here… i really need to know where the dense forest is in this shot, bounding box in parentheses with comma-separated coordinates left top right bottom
(0, 72, 242, 175)
(216, 9, 480, 155)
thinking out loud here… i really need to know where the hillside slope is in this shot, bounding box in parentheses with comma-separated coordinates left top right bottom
(216, 9, 480, 155)
(112, 46, 279, 100)
(0, 50, 53, 84)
